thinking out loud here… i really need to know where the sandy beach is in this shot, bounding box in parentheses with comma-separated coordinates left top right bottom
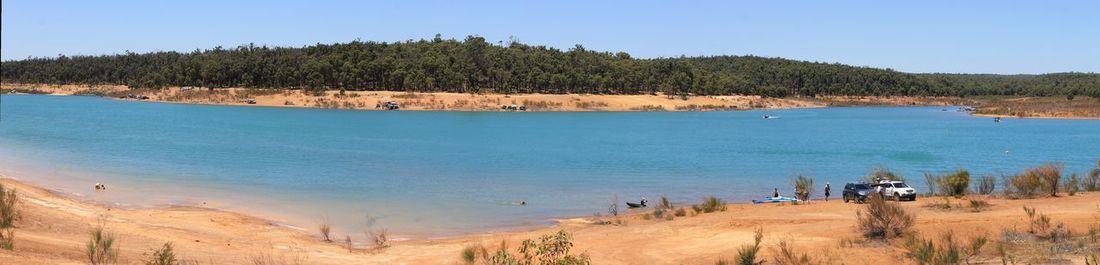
(2, 176, 1098, 264)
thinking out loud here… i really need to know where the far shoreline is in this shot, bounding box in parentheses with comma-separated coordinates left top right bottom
(4, 82, 1099, 119)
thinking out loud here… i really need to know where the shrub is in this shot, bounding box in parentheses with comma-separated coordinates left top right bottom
(145, 242, 177, 265)
(857, 194, 914, 240)
(466, 230, 590, 265)
(363, 215, 388, 248)
(87, 227, 119, 265)
(717, 227, 764, 265)
(903, 232, 986, 265)
(868, 166, 904, 183)
(1031, 163, 1063, 197)
(938, 169, 970, 197)
(319, 217, 332, 242)
(693, 196, 726, 214)
(793, 175, 814, 202)
(772, 239, 814, 265)
(1006, 171, 1041, 198)
(1085, 159, 1100, 191)
(977, 175, 997, 195)
(657, 196, 673, 211)
(1023, 206, 1051, 235)
(344, 235, 353, 253)
(968, 199, 990, 212)
(0, 184, 18, 250)
(1065, 173, 1081, 196)
(923, 173, 940, 196)
(674, 208, 687, 217)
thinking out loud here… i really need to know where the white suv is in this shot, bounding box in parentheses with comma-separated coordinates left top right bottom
(875, 180, 917, 201)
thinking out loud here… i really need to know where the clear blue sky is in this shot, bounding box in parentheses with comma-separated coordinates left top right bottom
(3, 0, 1098, 74)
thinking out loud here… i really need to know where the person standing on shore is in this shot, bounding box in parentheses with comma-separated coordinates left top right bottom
(824, 182, 831, 201)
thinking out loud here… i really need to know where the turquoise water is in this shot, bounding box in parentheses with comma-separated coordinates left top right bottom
(1, 94, 1098, 237)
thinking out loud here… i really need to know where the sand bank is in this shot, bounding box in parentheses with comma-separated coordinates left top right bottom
(2, 177, 1098, 264)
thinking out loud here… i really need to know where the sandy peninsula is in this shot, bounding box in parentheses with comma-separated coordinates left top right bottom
(2, 176, 1098, 264)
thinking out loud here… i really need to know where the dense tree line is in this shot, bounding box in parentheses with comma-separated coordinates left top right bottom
(3, 35, 1098, 98)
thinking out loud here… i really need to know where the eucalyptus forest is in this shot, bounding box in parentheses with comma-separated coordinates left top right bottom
(3, 35, 1098, 98)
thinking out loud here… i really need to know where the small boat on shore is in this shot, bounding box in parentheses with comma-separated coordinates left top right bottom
(751, 196, 800, 204)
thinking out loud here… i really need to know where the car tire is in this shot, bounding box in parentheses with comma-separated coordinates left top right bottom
(843, 195, 850, 203)
(894, 193, 901, 201)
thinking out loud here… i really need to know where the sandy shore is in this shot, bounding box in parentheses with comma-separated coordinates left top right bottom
(6, 83, 1099, 119)
(1, 83, 824, 112)
(2, 177, 1098, 264)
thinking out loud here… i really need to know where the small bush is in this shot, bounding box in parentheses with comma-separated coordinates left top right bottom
(145, 242, 177, 265)
(772, 239, 814, 265)
(1033, 163, 1063, 197)
(344, 235, 353, 253)
(1065, 173, 1081, 196)
(319, 217, 332, 242)
(924, 173, 940, 196)
(793, 175, 814, 202)
(0, 184, 19, 250)
(857, 194, 914, 240)
(674, 208, 687, 217)
(1006, 171, 1041, 198)
(464, 230, 590, 265)
(1085, 159, 1100, 191)
(939, 169, 970, 197)
(87, 227, 119, 265)
(693, 196, 726, 214)
(968, 199, 990, 212)
(977, 175, 997, 195)
(363, 215, 388, 248)
(903, 232, 986, 265)
(1023, 206, 1051, 235)
(657, 196, 673, 211)
(868, 166, 904, 183)
(717, 227, 765, 265)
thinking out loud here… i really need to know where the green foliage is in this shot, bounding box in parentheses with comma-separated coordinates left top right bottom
(466, 230, 591, 265)
(938, 169, 971, 197)
(1065, 173, 1081, 196)
(792, 175, 814, 202)
(4, 37, 1097, 98)
(693, 196, 726, 214)
(0, 184, 18, 250)
(87, 227, 119, 265)
(904, 232, 986, 265)
(145, 242, 178, 265)
(868, 166, 904, 183)
(857, 194, 914, 240)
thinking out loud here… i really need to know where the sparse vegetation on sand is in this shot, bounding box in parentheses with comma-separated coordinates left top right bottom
(458, 230, 590, 265)
(144, 242, 178, 265)
(857, 194, 914, 240)
(693, 196, 727, 214)
(716, 227, 765, 265)
(792, 175, 814, 202)
(903, 231, 986, 265)
(87, 227, 120, 265)
(0, 183, 19, 250)
(1005, 163, 1063, 198)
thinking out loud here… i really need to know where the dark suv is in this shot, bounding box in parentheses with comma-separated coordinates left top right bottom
(842, 183, 873, 203)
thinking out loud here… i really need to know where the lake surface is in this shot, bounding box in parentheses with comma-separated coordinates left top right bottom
(1, 94, 1098, 237)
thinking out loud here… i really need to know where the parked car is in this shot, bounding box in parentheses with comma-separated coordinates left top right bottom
(842, 183, 873, 203)
(876, 180, 917, 201)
